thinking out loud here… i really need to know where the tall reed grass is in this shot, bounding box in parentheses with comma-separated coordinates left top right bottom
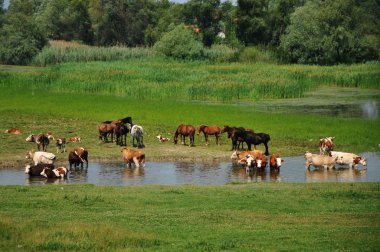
(1, 58, 378, 101)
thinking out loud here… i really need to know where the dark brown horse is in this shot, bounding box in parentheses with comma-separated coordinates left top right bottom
(98, 116, 133, 143)
(174, 124, 195, 146)
(221, 125, 245, 150)
(197, 125, 221, 145)
(114, 123, 129, 146)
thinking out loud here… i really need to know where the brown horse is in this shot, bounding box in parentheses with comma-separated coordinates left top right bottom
(174, 124, 195, 146)
(98, 117, 133, 143)
(197, 125, 221, 145)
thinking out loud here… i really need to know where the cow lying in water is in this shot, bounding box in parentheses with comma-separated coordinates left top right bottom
(25, 164, 55, 176)
(40, 167, 68, 179)
(330, 151, 367, 169)
(305, 151, 338, 170)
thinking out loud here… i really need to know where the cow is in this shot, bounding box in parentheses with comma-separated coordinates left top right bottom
(319, 136, 335, 155)
(68, 137, 81, 142)
(40, 167, 68, 179)
(245, 154, 257, 173)
(305, 151, 338, 170)
(26, 151, 56, 165)
(68, 147, 88, 169)
(269, 154, 284, 171)
(121, 147, 145, 168)
(330, 151, 367, 169)
(156, 135, 170, 142)
(26, 134, 49, 151)
(4, 128, 22, 134)
(25, 164, 55, 176)
(230, 150, 264, 161)
(56, 138, 66, 153)
(46, 132, 54, 140)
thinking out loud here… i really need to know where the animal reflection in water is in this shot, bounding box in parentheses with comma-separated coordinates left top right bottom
(123, 167, 144, 182)
(305, 167, 367, 182)
(231, 164, 281, 182)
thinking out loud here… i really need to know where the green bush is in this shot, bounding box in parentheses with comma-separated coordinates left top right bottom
(239, 46, 276, 63)
(153, 24, 204, 60)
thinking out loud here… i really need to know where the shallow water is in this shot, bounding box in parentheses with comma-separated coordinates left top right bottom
(1, 152, 379, 186)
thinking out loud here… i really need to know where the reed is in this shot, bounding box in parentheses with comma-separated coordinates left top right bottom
(1, 59, 379, 101)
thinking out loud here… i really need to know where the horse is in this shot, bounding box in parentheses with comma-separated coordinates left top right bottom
(174, 124, 195, 146)
(98, 117, 133, 143)
(241, 131, 271, 156)
(26, 134, 49, 151)
(197, 125, 221, 145)
(130, 124, 144, 148)
(221, 125, 246, 150)
(114, 123, 129, 146)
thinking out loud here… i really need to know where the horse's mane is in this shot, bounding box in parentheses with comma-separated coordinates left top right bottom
(119, 117, 132, 124)
(102, 120, 113, 124)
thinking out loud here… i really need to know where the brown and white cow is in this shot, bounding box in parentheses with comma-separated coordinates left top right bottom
(56, 138, 66, 153)
(26, 151, 56, 165)
(4, 128, 22, 134)
(330, 151, 367, 169)
(121, 147, 145, 168)
(26, 134, 50, 151)
(319, 136, 335, 155)
(40, 167, 68, 179)
(68, 137, 81, 142)
(25, 164, 55, 176)
(68, 147, 88, 169)
(305, 151, 338, 170)
(269, 154, 284, 171)
(156, 135, 170, 142)
(244, 154, 257, 173)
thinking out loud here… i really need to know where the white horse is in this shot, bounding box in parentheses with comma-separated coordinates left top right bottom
(130, 124, 144, 148)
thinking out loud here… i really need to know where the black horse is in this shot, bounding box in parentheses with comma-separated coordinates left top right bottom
(242, 131, 271, 155)
(221, 125, 246, 151)
(115, 123, 129, 146)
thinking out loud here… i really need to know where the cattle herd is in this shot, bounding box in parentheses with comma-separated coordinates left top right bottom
(4, 117, 368, 181)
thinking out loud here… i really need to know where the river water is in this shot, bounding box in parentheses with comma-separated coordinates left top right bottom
(0, 152, 379, 186)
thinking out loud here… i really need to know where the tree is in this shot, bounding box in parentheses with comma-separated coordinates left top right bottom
(279, 0, 380, 64)
(236, 0, 268, 45)
(182, 0, 221, 47)
(154, 23, 203, 60)
(0, 0, 47, 65)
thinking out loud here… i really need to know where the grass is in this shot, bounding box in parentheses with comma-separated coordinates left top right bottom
(0, 86, 379, 165)
(0, 183, 379, 251)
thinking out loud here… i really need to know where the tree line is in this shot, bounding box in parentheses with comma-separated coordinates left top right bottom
(0, 0, 379, 65)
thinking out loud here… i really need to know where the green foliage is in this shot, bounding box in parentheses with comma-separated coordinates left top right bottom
(280, 0, 380, 64)
(0, 1, 47, 65)
(154, 24, 204, 60)
(203, 44, 239, 62)
(239, 46, 276, 63)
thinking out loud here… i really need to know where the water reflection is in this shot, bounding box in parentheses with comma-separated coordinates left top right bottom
(0, 152, 379, 185)
(361, 101, 378, 119)
(305, 167, 367, 183)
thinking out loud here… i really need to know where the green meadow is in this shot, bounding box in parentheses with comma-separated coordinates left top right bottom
(1, 57, 380, 251)
(0, 183, 379, 251)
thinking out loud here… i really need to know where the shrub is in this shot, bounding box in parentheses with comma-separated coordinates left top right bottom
(153, 24, 204, 60)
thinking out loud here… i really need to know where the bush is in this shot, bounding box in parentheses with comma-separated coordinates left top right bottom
(153, 24, 204, 60)
(203, 44, 239, 62)
(239, 46, 276, 63)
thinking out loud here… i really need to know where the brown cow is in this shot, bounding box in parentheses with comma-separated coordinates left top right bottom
(319, 137, 334, 155)
(121, 147, 145, 168)
(68, 147, 88, 169)
(4, 128, 22, 134)
(269, 154, 284, 171)
(40, 167, 68, 179)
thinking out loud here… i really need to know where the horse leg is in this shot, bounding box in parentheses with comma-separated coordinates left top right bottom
(247, 143, 252, 151)
(216, 134, 220, 145)
(264, 142, 269, 156)
(205, 133, 208, 146)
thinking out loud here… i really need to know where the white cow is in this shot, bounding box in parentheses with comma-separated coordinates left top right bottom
(26, 151, 56, 165)
(330, 151, 367, 169)
(304, 151, 337, 170)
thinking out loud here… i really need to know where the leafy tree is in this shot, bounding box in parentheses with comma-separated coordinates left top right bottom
(280, 0, 380, 64)
(154, 23, 203, 60)
(182, 0, 221, 47)
(236, 0, 268, 45)
(0, 0, 47, 65)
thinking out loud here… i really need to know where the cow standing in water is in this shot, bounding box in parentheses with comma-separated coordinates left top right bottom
(319, 137, 334, 155)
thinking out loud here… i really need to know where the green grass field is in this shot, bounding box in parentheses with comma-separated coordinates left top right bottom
(0, 183, 379, 251)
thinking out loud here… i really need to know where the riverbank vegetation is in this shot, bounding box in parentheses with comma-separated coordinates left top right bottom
(0, 183, 379, 251)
